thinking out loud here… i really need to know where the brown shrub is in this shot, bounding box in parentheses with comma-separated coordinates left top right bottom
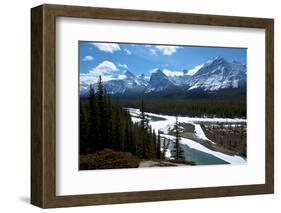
(80, 149, 140, 170)
(168, 159, 196, 165)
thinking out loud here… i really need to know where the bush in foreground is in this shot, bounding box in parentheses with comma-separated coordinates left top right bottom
(168, 159, 196, 165)
(80, 148, 140, 170)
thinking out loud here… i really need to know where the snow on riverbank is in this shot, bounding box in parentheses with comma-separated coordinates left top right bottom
(193, 124, 214, 143)
(128, 108, 246, 124)
(165, 149, 171, 158)
(126, 108, 247, 165)
(162, 134, 246, 165)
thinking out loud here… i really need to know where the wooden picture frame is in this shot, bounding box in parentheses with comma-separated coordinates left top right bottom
(31, 4, 274, 208)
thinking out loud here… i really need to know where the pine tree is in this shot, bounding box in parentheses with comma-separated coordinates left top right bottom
(79, 102, 89, 154)
(107, 95, 113, 148)
(128, 121, 136, 155)
(124, 117, 129, 152)
(113, 108, 121, 151)
(156, 132, 161, 159)
(139, 98, 149, 158)
(161, 137, 166, 159)
(135, 122, 143, 158)
(171, 116, 185, 160)
(97, 76, 109, 150)
(88, 84, 99, 152)
(80, 81, 163, 161)
(147, 126, 156, 159)
(140, 98, 148, 130)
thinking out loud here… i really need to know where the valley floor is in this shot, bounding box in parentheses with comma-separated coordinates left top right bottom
(127, 108, 247, 166)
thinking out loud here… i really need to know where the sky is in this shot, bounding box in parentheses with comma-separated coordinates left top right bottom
(79, 41, 246, 84)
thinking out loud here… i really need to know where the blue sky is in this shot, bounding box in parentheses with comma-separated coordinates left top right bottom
(79, 41, 246, 85)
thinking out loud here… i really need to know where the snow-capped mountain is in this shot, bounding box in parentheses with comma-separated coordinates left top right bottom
(104, 70, 147, 94)
(80, 57, 246, 97)
(145, 69, 176, 93)
(187, 56, 246, 91)
(185, 64, 204, 76)
(80, 70, 148, 96)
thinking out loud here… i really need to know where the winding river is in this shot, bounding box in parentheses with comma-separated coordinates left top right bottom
(127, 108, 247, 165)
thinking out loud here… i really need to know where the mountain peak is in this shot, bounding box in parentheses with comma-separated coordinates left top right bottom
(123, 70, 136, 79)
(151, 69, 167, 78)
(211, 56, 227, 64)
(152, 68, 163, 74)
(214, 56, 224, 60)
(145, 69, 174, 93)
(123, 70, 133, 75)
(80, 56, 246, 96)
(187, 56, 246, 91)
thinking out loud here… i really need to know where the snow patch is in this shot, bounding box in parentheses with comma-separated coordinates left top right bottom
(194, 124, 214, 144)
(127, 108, 246, 165)
(186, 64, 204, 76)
(165, 149, 171, 159)
(162, 134, 246, 165)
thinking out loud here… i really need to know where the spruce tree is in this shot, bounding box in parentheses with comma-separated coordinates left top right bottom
(140, 98, 149, 158)
(124, 116, 130, 152)
(113, 108, 121, 151)
(156, 132, 161, 159)
(162, 138, 166, 159)
(147, 126, 156, 159)
(107, 95, 113, 148)
(140, 98, 148, 130)
(171, 116, 185, 160)
(79, 102, 88, 154)
(97, 76, 109, 150)
(88, 84, 99, 153)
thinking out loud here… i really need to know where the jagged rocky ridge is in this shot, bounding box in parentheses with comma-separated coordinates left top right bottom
(80, 56, 246, 97)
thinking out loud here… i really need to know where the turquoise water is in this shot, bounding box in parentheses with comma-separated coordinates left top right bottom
(129, 108, 232, 165)
(181, 144, 228, 165)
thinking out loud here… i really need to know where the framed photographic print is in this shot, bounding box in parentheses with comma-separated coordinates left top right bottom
(31, 4, 274, 208)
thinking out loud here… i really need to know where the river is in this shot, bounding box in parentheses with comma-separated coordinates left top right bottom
(127, 108, 247, 166)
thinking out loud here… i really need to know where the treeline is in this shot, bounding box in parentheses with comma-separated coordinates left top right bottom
(112, 98, 246, 118)
(203, 123, 247, 157)
(79, 77, 162, 161)
(170, 116, 185, 160)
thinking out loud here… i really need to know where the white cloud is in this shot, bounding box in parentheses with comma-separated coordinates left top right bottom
(89, 60, 118, 75)
(82, 55, 94, 61)
(144, 45, 157, 55)
(91, 42, 121, 53)
(124, 48, 132, 55)
(155, 45, 181, 55)
(149, 48, 157, 55)
(163, 69, 183, 77)
(80, 60, 118, 87)
(117, 63, 128, 69)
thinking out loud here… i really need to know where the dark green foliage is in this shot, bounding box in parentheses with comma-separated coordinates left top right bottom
(136, 99, 160, 159)
(112, 98, 246, 118)
(89, 85, 99, 151)
(79, 77, 162, 161)
(156, 133, 161, 159)
(171, 116, 185, 160)
(97, 76, 109, 148)
(79, 102, 89, 154)
(203, 123, 247, 157)
(161, 137, 169, 159)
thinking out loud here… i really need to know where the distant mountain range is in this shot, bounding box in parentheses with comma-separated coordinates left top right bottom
(80, 56, 246, 98)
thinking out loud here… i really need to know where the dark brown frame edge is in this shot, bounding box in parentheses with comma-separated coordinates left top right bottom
(31, 4, 274, 208)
